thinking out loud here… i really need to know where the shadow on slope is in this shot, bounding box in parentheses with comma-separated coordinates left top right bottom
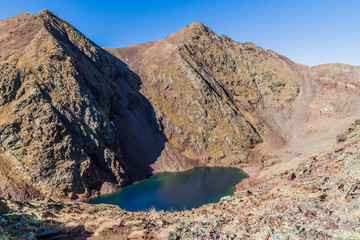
(42, 9, 168, 185)
(108, 56, 168, 182)
(0, 9, 167, 199)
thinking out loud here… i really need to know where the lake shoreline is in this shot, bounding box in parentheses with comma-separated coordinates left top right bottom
(86, 167, 248, 211)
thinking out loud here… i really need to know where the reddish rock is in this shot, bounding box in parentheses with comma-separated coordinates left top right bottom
(100, 182, 120, 195)
(90, 190, 100, 198)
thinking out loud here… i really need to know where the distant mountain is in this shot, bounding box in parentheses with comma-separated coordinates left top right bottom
(0, 10, 360, 201)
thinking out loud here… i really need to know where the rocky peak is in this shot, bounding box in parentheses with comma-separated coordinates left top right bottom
(37, 9, 54, 16)
(107, 20, 360, 173)
(185, 22, 213, 36)
(0, 10, 166, 200)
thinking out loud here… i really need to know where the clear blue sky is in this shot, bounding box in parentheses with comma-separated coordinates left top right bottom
(1, 0, 359, 66)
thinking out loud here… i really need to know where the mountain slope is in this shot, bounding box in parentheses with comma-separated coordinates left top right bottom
(107, 22, 360, 170)
(0, 10, 166, 200)
(107, 23, 296, 169)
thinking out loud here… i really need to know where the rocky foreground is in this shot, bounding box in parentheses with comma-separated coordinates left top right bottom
(1, 121, 360, 239)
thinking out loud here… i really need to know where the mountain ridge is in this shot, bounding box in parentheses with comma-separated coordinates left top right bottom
(107, 20, 360, 173)
(0, 9, 360, 201)
(0, 9, 167, 200)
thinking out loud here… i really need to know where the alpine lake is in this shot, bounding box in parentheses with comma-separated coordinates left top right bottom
(87, 167, 247, 211)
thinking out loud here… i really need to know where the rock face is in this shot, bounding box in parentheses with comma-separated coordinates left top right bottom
(0, 10, 165, 200)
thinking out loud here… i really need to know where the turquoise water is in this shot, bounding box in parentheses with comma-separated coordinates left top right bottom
(87, 167, 247, 211)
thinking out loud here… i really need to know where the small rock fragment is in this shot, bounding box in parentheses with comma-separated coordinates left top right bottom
(288, 173, 296, 181)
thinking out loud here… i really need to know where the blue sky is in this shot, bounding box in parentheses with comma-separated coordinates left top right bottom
(1, 0, 359, 66)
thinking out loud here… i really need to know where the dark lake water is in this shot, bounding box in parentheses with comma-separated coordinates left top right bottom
(87, 167, 247, 211)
